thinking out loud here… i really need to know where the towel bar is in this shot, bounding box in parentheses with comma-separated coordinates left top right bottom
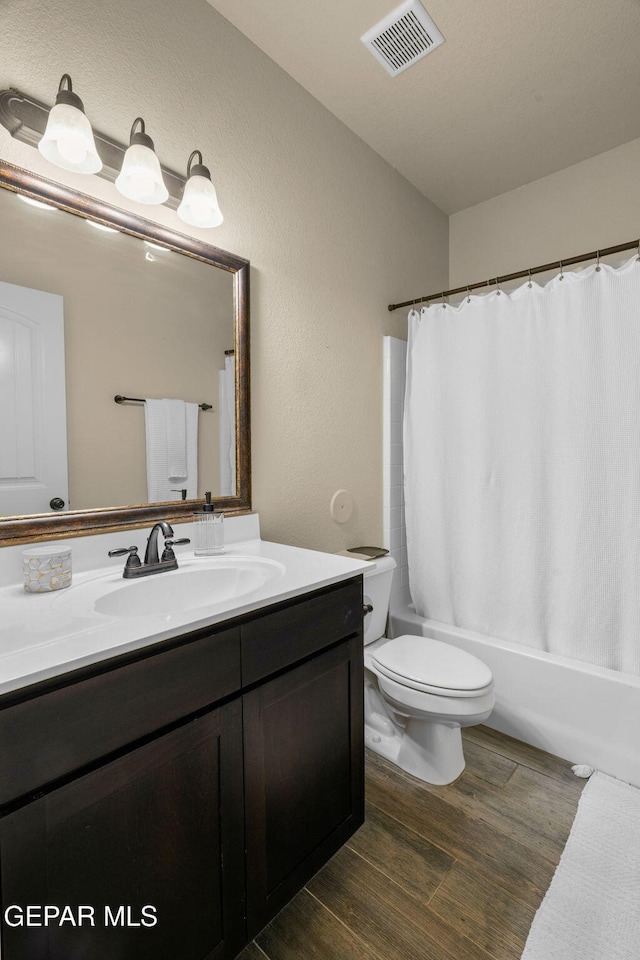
(114, 395, 213, 411)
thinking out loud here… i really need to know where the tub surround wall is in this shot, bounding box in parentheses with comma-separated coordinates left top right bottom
(382, 337, 410, 610)
(0, 0, 449, 555)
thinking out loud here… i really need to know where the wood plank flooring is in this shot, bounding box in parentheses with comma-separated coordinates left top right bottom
(238, 726, 584, 960)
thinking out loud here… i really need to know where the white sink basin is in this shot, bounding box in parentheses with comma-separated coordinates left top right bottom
(62, 556, 286, 620)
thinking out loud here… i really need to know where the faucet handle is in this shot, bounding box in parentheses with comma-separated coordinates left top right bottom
(161, 538, 190, 562)
(108, 546, 142, 570)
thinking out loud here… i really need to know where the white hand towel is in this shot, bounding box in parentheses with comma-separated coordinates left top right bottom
(145, 399, 172, 503)
(145, 399, 199, 502)
(166, 398, 187, 480)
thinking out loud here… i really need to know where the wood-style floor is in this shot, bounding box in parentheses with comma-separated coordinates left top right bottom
(238, 725, 585, 960)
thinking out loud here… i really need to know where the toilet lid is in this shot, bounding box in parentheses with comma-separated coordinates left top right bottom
(371, 635, 493, 696)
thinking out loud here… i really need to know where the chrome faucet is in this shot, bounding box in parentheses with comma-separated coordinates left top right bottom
(108, 521, 190, 579)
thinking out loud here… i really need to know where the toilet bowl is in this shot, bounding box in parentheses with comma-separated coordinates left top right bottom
(363, 557, 495, 785)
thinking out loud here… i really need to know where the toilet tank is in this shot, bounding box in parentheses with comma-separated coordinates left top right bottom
(362, 555, 397, 645)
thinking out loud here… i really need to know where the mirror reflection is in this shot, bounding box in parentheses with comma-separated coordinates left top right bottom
(0, 184, 236, 518)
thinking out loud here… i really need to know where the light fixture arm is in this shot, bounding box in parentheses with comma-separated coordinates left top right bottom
(129, 116, 155, 151)
(187, 149, 202, 174)
(186, 149, 212, 181)
(54, 74, 83, 110)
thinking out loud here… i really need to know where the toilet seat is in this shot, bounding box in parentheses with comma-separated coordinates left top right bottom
(370, 634, 494, 698)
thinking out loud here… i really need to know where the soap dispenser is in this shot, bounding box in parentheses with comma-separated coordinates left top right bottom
(193, 492, 224, 556)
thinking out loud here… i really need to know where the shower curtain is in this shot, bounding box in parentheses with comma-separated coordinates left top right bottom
(404, 256, 640, 675)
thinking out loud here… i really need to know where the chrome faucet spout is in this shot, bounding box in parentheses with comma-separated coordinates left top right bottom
(144, 521, 174, 565)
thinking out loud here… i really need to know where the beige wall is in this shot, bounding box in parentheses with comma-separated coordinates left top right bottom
(450, 138, 640, 287)
(0, 0, 448, 551)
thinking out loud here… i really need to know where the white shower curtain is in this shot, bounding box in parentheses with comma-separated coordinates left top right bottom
(404, 256, 640, 676)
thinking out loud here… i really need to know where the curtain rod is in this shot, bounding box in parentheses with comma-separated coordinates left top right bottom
(387, 238, 640, 312)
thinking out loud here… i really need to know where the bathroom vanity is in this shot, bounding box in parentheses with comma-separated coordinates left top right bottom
(0, 531, 367, 960)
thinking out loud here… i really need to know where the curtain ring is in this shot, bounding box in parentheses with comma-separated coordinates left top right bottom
(636, 239, 640, 262)
(495, 276, 501, 296)
(528, 268, 532, 289)
(595, 250, 601, 272)
(559, 260, 564, 281)
(466, 286, 471, 304)
(441, 291, 447, 309)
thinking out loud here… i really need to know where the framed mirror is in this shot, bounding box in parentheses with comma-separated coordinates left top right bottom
(0, 158, 250, 545)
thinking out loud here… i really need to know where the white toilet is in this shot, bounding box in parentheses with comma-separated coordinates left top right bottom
(363, 556, 495, 785)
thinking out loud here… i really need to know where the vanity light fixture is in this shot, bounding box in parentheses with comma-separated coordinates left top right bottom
(177, 150, 223, 228)
(1, 86, 223, 225)
(37, 75, 103, 174)
(115, 118, 169, 205)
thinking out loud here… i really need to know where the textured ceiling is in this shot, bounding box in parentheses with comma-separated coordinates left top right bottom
(205, 0, 640, 213)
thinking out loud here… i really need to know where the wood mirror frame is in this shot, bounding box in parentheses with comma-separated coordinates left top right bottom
(0, 159, 250, 546)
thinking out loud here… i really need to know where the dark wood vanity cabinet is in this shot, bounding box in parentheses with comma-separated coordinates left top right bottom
(0, 575, 363, 960)
(1, 702, 246, 960)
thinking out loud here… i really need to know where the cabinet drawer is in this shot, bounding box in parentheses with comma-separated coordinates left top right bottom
(241, 577, 362, 685)
(0, 626, 241, 807)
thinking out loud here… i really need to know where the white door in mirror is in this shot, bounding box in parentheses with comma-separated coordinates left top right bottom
(0, 281, 69, 515)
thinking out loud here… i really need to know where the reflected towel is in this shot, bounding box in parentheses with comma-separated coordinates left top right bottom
(166, 399, 186, 479)
(145, 398, 199, 502)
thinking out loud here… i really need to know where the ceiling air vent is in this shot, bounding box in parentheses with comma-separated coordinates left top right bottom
(361, 0, 445, 77)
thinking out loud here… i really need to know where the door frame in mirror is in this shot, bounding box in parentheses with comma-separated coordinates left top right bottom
(0, 159, 250, 545)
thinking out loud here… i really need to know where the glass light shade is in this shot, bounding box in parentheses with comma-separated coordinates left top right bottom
(177, 175, 223, 228)
(38, 102, 103, 174)
(115, 143, 169, 205)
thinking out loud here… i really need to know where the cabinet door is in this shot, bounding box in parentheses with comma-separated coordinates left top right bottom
(0, 701, 245, 960)
(243, 636, 364, 936)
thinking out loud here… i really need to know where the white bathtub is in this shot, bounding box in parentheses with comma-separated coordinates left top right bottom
(389, 604, 640, 788)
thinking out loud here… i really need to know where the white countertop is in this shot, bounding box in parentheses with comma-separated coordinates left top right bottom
(0, 537, 369, 697)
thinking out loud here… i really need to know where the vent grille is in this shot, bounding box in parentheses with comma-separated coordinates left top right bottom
(361, 0, 445, 77)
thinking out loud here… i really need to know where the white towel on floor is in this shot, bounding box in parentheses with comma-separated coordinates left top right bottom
(521, 771, 640, 960)
(145, 398, 199, 502)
